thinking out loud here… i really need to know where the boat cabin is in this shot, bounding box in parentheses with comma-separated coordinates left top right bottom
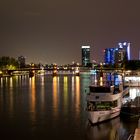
(89, 85, 114, 93)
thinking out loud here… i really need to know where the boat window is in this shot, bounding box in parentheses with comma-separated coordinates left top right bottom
(95, 96, 99, 99)
(87, 101, 118, 111)
(113, 87, 120, 94)
(96, 102, 111, 110)
(89, 86, 111, 93)
(112, 100, 117, 107)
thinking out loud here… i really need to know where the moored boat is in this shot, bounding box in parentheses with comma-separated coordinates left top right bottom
(121, 96, 140, 120)
(86, 83, 129, 124)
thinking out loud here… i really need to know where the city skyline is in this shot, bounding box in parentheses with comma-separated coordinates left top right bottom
(0, 0, 140, 64)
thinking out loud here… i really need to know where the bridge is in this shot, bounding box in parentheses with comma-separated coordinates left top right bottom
(0, 67, 79, 77)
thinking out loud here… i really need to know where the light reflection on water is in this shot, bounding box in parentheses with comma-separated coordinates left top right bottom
(63, 76, 68, 114)
(86, 117, 121, 140)
(9, 77, 14, 118)
(29, 76, 36, 124)
(75, 76, 80, 115)
(40, 76, 45, 112)
(52, 76, 59, 118)
(0, 74, 139, 140)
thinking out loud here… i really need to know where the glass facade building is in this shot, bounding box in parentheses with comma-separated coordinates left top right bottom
(81, 46, 90, 66)
(118, 42, 130, 60)
(104, 48, 116, 65)
(104, 42, 130, 65)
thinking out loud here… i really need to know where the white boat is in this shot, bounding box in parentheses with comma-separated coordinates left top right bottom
(86, 83, 129, 124)
(124, 76, 140, 87)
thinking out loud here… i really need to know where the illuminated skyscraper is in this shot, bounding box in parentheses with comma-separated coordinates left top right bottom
(81, 46, 90, 66)
(118, 42, 130, 60)
(115, 42, 130, 65)
(104, 42, 131, 65)
(104, 48, 116, 65)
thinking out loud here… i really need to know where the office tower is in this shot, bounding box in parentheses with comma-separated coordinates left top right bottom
(115, 48, 125, 64)
(114, 42, 130, 67)
(81, 46, 90, 66)
(104, 42, 131, 65)
(118, 42, 130, 60)
(104, 48, 116, 65)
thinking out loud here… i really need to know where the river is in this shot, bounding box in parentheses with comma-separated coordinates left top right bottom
(0, 73, 139, 140)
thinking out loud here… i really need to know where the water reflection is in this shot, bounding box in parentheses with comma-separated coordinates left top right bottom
(99, 76, 103, 86)
(63, 76, 68, 113)
(0, 78, 3, 88)
(52, 76, 59, 117)
(75, 76, 80, 116)
(91, 72, 123, 86)
(81, 74, 90, 94)
(71, 76, 75, 103)
(40, 75, 45, 111)
(29, 76, 36, 123)
(9, 77, 14, 118)
(0, 74, 139, 140)
(86, 117, 120, 140)
(0, 77, 14, 118)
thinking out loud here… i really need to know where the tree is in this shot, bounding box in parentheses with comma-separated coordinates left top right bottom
(0, 56, 18, 70)
(125, 60, 140, 70)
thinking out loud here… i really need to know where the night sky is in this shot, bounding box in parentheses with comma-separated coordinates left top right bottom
(0, 0, 140, 64)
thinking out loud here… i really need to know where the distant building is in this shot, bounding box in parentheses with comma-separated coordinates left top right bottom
(115, 48, 126, 64)
(104, 48, 116, 65)
(18, 56, 26, 68)
(104, 42, 131, 66)
(118, 42, 130, 60)
(81, 46, 90, 67)
(115, 42, 130, 66)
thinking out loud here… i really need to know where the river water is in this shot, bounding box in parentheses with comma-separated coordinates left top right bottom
(0, 74, 139, 140)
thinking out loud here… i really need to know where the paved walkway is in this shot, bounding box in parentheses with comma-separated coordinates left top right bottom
(134, 128, 140, 140)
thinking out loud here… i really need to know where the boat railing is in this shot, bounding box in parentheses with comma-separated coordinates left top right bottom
(127, 134, 134, 140)
(86, 107, 111, 111)
(122, 86, 130, 97)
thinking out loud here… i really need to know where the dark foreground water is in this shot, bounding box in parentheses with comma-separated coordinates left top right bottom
(0, 74, 138, 140)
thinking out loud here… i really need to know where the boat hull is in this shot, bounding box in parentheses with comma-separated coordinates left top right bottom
(87, 108, 120, 124)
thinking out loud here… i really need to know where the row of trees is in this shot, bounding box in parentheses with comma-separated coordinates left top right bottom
(124, 60, 140, 70)
(0, 56, 140, 71)
(0, 56, 19, 70)
(94, 60, 140, 70)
